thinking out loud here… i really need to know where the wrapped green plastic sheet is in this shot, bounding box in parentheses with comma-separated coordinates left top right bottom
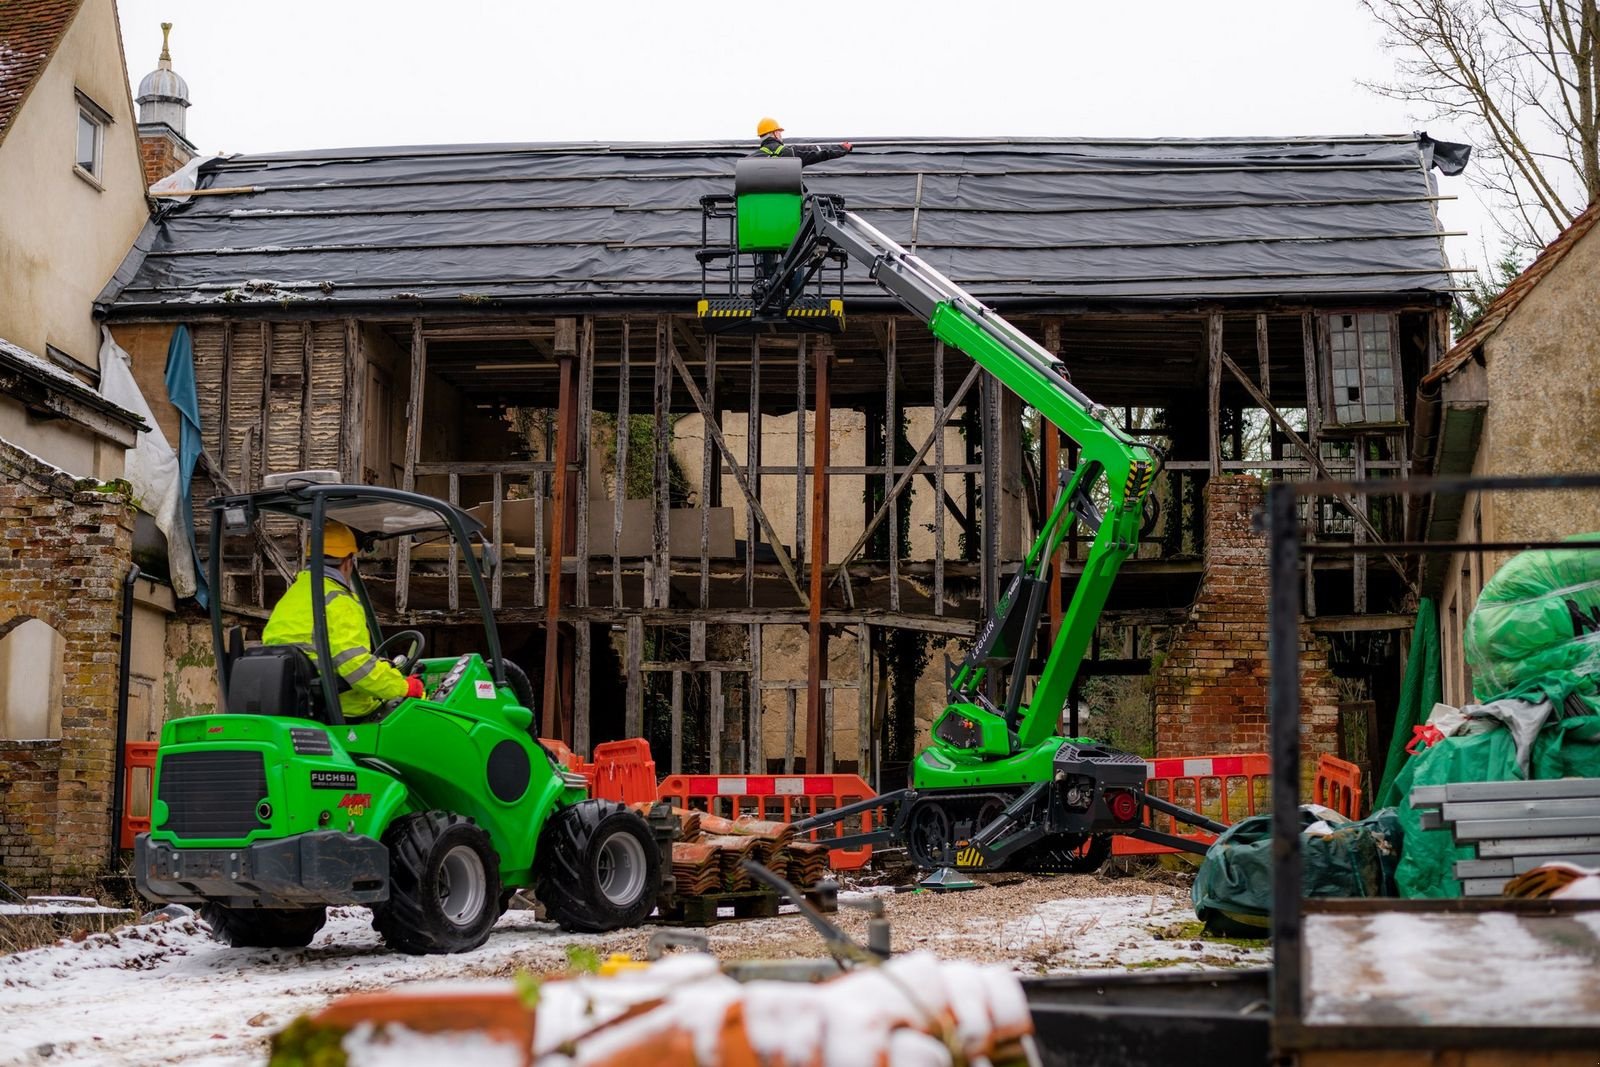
(1192, 806, 1402, 933)
(1464, 536, 1600, 702)
(1392, 538, 1600, 897)
(1376, 599, 1442, 808)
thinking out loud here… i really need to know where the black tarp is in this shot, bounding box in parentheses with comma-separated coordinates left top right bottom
(99, 134, 1468, 315)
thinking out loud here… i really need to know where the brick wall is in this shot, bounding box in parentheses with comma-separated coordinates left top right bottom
(1153, 476, 1340, 795)
(138, 130, 192, 187)
(0, 439, 135, 892)
(0, 741, 61, 889)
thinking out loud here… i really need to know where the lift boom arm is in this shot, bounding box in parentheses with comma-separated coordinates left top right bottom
(765, 194, 1160, 750)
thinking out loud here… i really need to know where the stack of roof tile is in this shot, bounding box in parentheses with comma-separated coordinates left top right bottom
(700, 834, 760, 891)
(785, 841, 831, 889)
(670, 842, 722, 896)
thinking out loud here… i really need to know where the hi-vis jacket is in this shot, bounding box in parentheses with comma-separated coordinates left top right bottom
(262, 569, 408, 718)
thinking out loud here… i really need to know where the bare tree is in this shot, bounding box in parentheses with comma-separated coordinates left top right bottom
(1362, 0, 1599, 250)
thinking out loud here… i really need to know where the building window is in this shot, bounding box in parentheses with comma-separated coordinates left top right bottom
(1325, 313, 1397, 424)
(74, 90, 111, 183)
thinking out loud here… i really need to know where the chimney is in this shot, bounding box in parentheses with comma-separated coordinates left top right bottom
(135, 23, 196, 186)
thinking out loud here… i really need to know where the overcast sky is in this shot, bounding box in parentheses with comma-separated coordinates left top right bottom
(116, 0, 1499, 274)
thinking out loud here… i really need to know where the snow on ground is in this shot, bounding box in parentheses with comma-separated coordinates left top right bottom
(0, 874, 1262, 1066)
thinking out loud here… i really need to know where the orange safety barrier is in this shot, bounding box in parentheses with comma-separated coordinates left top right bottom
(1112, 753, 1271, 856)
(1314, 752, 1364, 820)
(657, 773, 877, 870)
(539, 738, 584, 774)
(589, 739, 659, 805)
(120, 741, 159, 849)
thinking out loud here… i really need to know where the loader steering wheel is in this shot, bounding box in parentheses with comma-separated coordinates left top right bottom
(374, 629, 427, 675)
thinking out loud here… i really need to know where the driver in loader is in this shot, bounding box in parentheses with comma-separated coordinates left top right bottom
(261, 521, 424, 718)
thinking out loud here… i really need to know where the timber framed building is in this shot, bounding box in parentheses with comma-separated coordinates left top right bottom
(100, 135, 1468, 786)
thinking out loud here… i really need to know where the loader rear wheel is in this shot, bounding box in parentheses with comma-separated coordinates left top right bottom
(534, 800, 660, 932)
(201, 903, 326, 948)
(1019, 833, 1111, 875)
(373, 811, 502, 955)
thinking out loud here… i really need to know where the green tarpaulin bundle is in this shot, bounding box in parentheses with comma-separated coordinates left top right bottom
(1394, 537, 1600, 898)
(1193, 806, 1402, 934)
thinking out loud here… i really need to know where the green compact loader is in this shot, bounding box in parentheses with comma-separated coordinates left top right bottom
(134, 478, 662, 954)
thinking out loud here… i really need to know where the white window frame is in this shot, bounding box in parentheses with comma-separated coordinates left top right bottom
(74, 89, 111, 186)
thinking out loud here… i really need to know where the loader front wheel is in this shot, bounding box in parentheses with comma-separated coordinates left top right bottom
(373, 811, 502, 955)
(534, 800, 660, 932)
(201, 903, 326, 948)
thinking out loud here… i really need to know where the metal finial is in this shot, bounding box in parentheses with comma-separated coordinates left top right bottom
(159, 22, 172, 63)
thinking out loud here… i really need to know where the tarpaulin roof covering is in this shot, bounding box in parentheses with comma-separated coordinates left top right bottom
(99, 134, 1468, 315)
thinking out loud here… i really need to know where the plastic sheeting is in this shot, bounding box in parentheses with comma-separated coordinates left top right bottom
(1376, 600, 1443, 808)
(1394, 541, 1600, 897)
(98, 135, 1467, 315)
(1464, 537, 1600, 702)
(1193, 806, 1402, 933)
(96, 330, 197, 597)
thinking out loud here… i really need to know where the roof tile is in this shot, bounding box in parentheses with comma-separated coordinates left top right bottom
(0, 0, 83, 149)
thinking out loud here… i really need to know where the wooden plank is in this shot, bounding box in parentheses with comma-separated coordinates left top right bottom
(823, 686, 835, 774)
(784, 687, 797, 774)
(806, 339, 831, 775)
(447, 471, 460, 613)
(543, 354, 575, 739)
(748, 622, 762, 773)
(1441, 797, 1600, 822)
(576, 317, 593, 609)
(641, 661, 749, 673)
(1255, 313, 1271, 398)
(858, 624, 872, 780)
(257, 322, 272, 489)
(670, 669, 684, 775)
(709, 670, 724, 775)
(1479, 835, 1600, 857)
(979, 372, 999, 614)
(613, 320, 630, 608)
(885, 320, 899, 613)
(575, 620, 591, 758)
(1453, 817, 1600, 840)
(1043, 322, 1063, 641)
(217, 322, 232, 477)
(745, 336, 761, 607)
(341, 318, 364, 481)
(690, 620, 706, 662)
(1207, 312, 1222, 478)
(626, 616, 643, 738)
(492, 474, 504, 610)
(1416, 779, 1600, 804)
(700, 334, 716, 608)
(396, 319, 425, 614)
(654, 318, 671, 608)
(794, 336, 808, 569)
(299, 323, 314, 467)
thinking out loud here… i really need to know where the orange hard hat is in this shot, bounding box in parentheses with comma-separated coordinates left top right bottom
(756, 117, 782, 137)
(317, 521, 358, 559)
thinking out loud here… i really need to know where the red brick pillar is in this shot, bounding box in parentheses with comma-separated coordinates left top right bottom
(1153, 476, 1339, 797)
(0, 441, 135, 891)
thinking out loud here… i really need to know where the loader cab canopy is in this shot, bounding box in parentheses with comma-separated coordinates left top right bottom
(206, 475, 505, 726)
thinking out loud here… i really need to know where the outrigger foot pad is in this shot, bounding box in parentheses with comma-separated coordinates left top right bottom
(919, 867, 979, 892)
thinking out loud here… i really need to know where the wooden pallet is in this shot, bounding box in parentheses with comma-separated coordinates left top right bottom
(654, 889, 781, 926)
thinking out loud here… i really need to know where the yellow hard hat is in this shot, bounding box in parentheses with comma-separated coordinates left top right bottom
(318, 521, 358, 559)
(756, 117, 782, 137)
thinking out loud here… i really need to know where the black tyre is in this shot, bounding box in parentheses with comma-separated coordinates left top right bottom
(534, 800, 660, 932)
(372, 811, 502, 955)
(1019, 833, 1112, 875)
(906, 801, 954, 869)
(200, 903, 326, 948)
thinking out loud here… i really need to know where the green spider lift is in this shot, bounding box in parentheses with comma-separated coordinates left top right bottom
(134, 478, 666, 953)
(701, 161, 1224, 873)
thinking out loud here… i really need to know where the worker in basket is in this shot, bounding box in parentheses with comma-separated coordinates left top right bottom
(262, 520, 424, 718)
(754, 116, 852, 165)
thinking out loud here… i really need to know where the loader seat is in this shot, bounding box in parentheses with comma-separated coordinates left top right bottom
(734, 155, 804, 252)
(226, 645, 320, 721)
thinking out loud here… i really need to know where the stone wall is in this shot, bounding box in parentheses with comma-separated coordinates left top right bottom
(0, 438, 135, 891)
(1153, 476, 1340, 794)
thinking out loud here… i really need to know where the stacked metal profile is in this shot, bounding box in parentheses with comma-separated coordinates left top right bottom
(1411, 777, 1600, 896)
